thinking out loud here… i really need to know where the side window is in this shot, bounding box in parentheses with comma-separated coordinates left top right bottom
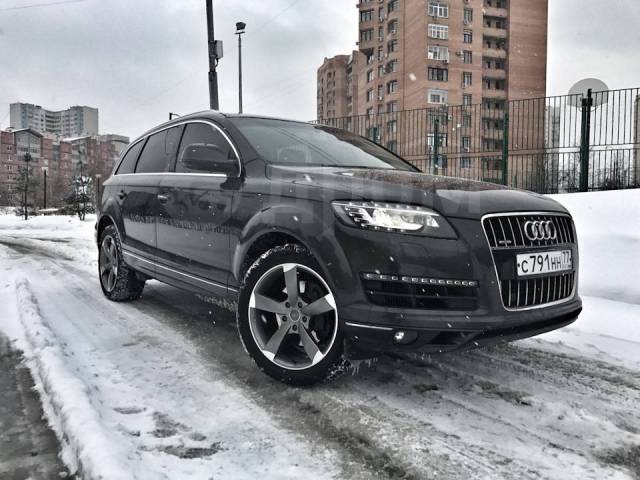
(176, 123, 239, 175)
(116, 140, 144, 174)
(135, 126, 182, 173)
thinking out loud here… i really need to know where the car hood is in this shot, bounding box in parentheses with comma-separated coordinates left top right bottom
(267, 166, 568, 220)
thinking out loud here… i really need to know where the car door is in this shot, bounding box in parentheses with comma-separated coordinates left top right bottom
(156, 121, 240, 295)
(118, 126, 181, 269)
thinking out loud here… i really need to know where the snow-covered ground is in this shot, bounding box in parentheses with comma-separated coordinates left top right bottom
(0, 190, 639, 479)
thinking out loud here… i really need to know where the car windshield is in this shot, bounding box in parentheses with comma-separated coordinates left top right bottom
(230, 117, 418, 171)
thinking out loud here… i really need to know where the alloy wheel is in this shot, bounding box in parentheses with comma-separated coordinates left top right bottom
(248, 263, 338, 370)
(99, 235, 119, 293)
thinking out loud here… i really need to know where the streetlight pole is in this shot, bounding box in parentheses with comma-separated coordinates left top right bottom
(235, 22, 246, 114)
(206, 0, 223, 110)
(42, 167, 48, 210)
(24, 152, 31, 220)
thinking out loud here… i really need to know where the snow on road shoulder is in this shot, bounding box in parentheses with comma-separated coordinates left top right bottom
(11, 277, 132, 479)
(0, 248, 339, 480)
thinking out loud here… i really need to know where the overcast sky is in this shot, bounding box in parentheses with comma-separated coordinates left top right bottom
(1, 0, 639, 139)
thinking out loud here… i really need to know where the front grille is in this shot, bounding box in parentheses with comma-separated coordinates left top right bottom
(482, 213, 577, 310)
(500, 272, 576, 309)
(483, 214, 575, 249)
(362, 278, 479, 310)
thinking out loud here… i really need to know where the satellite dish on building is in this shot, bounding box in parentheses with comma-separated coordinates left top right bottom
(568, 78, 609, 108)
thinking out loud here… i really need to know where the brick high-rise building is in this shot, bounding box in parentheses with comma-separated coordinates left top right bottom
(317, 54, 351, 120)
(10, 103, 99, 137)
(326, 0, 548, 116)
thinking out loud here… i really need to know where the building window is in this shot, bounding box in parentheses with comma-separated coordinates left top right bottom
(388, 19, 399, 34)
(387, 80, 399, 93)
(463, 50, 473, 64)
(463, 8, 473, 23)
(386, 59, 398, 73)
(367, 69, 374, 82)
(388, 0, 399, 13)
(360, 9, 373, 22)
(428, 88, 448, 104)
(428, 133, 448, 148)
(378, 26, 384, 41)
(428, 67, 449, 82)
(387, 140, 398, 152)
(387, 101, 399, 112)
(378, 65, 385, 77)
(460, 157, 472, 169)
(387, 120, 397, 135)
(462, 136, 471, 150)
(377, 84, 385, 98)
(366, 107, 374, 116)
(463, 30, 473, 43)
(428, 45, 449, 61)
(360, 29, 373, 42)
(463, 72, 473, 87)
(463, 114, 472, 127)
(367, 89, 374, 102)
(428, 2, 449, 18)
(463, 94, 473, 106)
(428, 24, 449, 40)
(387, 39, 399, 53)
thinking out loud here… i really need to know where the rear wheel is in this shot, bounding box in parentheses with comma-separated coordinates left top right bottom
(98, 224, 145, 301)
(237, 244, 345, 386)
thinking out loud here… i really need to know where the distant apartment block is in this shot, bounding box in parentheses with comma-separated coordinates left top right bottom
(0, 128, 128, 206)
(10, 103, 99, 137)
(318, 0, 548, 117)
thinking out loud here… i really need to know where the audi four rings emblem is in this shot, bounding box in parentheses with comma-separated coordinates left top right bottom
(524, 220, 557, 241)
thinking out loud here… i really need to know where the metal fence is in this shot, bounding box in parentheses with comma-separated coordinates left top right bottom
(317, 88, 640, 193)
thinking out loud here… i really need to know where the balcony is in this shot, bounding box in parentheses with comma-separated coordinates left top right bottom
(483, 27, 508, 39)
(483, 7, 508, 18)
(482, 129, 504, 141)
(482, 88, 507, 99)
(483, 47, 507, 59)
(482, 109, 506, 120)
(483, 69, 507, 80)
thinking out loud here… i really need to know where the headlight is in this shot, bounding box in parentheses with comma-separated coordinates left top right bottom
(332, 201, 457, 238)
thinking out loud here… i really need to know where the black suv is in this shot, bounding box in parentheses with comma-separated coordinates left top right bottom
(97, 111, 582, 385)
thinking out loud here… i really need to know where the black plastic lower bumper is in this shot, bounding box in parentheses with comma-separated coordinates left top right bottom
(342, 302, 582, 356)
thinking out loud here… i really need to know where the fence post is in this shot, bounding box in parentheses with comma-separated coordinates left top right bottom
(502, 111, 509, 186)
(579, 89, 593, 192)
(433, 118, 439, 175)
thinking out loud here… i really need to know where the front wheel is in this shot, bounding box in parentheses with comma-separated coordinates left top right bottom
(237, 244, 345, 386)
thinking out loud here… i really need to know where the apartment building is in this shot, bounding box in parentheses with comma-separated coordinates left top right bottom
(10, 103, 99, 137)
(0, 128, 128, 206)
(317, 55, 351, 120)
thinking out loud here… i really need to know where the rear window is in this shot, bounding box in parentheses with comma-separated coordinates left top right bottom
(135, 126, 182, 174)
(116, 140, 144, 175)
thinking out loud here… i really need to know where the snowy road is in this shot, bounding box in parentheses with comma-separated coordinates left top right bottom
(1, 191, 639, 480)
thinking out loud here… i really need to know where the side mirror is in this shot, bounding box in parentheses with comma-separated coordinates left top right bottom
(179, 143, 238, 175)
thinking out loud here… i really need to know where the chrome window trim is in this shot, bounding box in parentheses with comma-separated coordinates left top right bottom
(480, 211, 577, 312)
(113, 119, 242, 178)
(122, 250, 238, 293)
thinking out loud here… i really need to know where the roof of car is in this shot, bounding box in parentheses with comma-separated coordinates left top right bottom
(133, 111, 312, 144)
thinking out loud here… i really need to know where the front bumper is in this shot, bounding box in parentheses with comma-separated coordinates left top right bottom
(327, 216, 582, 354)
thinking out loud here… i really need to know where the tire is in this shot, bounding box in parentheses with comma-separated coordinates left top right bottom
(98, 224, 145, 301)
(237, 244, 345, 386)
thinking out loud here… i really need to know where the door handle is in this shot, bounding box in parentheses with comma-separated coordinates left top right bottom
(157, 194, 170, 204)
(117, 190, 127, 200)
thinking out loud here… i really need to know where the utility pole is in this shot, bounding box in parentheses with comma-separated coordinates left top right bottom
(235, 22, 246, 114)
(206, 0, 223, 110)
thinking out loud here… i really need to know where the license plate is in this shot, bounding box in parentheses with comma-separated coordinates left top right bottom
(516, 250, 572, 277)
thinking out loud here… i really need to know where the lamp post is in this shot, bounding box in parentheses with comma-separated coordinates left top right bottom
(235, 21, 246, 114)
(42, 166, 48, 210)
(95, 173, 102, 212)
(23, 152, 32, 220)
